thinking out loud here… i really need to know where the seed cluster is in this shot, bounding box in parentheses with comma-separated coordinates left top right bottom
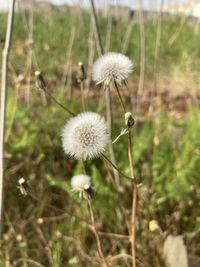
(74, 124, 97, 148)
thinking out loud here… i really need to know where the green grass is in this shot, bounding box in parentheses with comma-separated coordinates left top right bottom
(0, 12, 199, 81)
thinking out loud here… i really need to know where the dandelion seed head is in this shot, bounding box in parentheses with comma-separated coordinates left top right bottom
(62, 112, 109, 160)
(92, 52, 133, 85)
(71, 174, 91, 192)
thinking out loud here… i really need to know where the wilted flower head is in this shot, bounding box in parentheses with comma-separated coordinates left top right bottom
(92, 52, 133, 85)
(62, 112, 108, 160)
(71, 174, 91, 192)
(71, 174, 92, 198)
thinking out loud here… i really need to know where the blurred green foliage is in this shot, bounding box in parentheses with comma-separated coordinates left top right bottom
(0, 12, 199, 80)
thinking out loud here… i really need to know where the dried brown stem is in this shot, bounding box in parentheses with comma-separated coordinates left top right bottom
(128, 131, 137, 267)
(87, 200, 110, 267)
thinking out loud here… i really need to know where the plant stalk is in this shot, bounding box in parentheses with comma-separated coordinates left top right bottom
(90, 0, 119, 186)
(101, 154, 132, 180)
(114, 81, 126, 114)
(128, 131, 137, 267)
(0, 0, 16, 233)
(87, 200, 109, 267)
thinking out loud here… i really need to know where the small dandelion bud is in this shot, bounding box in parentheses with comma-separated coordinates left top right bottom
(35, 71, 47, 90)
(125, 112, 135, 128)
(92, 52, 133, 85)
(62, 112, 109, 160)
(78, 61, 86, 80)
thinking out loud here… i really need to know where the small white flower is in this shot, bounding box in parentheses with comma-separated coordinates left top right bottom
(92, 52, 133, 85)
(71, 174, 91, 193)
(62, 112, 109, 160)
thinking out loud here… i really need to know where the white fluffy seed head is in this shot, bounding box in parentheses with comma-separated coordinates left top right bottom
(61, 112, 109, 160)
(92, 52, 133, 85)
(71, 174, 91, 192)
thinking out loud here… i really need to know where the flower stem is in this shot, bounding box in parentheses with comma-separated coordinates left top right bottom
(105, 85, 120, 185)
(101, 153, 132, 180)
(128, 131, 137, 267)
(87, 200, 109, 267)
(80, 81, 86, 111)
(114, 81, 126, 114)
(35, 71, 75, 116)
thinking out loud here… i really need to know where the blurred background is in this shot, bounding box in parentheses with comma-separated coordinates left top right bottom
(0, 0, 200, 266)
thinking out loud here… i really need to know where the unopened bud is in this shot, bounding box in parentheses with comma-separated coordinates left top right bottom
(125, 112, 135, 128)
(35, 71, 47, 90)
(78, 62, 86, 80)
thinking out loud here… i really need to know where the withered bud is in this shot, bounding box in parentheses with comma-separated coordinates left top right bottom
(125, 112, 135, 128)
(78, 62, 86, 81)
(35, 71, 47, 90)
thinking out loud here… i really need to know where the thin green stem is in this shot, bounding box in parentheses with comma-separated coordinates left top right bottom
(41, 87, 75, 116)
(80, 81, 86, 111)
(105, 84, 120, 185)
(101, 154, 132, 180)
(114, 81, 126, 114)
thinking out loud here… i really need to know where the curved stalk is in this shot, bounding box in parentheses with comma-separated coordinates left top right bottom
(87, 200, 109, 267)
(101, 154, 132, 180)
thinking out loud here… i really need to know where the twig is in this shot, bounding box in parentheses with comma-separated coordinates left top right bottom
(87, 200, 110, 267)
(0, 0, 16, 233)
(34, 224, 53, 266)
